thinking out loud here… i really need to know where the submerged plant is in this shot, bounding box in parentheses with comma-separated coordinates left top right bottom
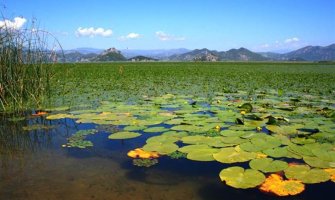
(132, 158, 158, 167)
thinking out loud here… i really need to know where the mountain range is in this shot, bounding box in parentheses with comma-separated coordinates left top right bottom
(60, 44, 335, 62)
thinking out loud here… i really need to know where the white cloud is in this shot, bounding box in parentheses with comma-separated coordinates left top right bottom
(0, 17, 27, 30)
(76, 27, 113, 37)
(119, 32, 141, 41)
(155, 31, 185, 41)
(284, 37, 300, 44)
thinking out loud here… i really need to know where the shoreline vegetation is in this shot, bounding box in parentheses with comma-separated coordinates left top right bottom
(0, 16, 61, 112)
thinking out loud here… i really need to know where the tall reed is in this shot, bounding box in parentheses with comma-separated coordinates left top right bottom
(0, 16, 61, 112)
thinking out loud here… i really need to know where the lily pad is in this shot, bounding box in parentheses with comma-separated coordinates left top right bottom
(249, 158, 288, 173)
(240, 136, 281, 152)
(263, 147, 289, 158)
(303, 156, 335, 168)
(213, 147, 257, 164)
(284, 165, 330, 184)
(143, 126, 169, 133)
(108, 131, 141, 139)
(143, 143, 179, 155)
(146, 135, 179, 144)
(187, 148, 220, 161)
(219, 166, 265, 189)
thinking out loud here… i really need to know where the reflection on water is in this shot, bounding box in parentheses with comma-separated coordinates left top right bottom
(1, 116, 334, 200)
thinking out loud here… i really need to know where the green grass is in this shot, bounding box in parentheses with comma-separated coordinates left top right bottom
(48, 62, 335, 107)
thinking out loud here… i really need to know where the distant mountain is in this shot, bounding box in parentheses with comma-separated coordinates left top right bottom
(59, 44, 335, 62)
(61, 52, 97, 62)
(169, 48, 220, 61)
(220, 48, 268, 61)
(260, 44, 335, 61)
(128, 56, 158, 61)
(121, 48, 190, 59)
(64, 47, 104, 55)
(91, 48, 127, 62)
(284, 44, 335, 61)
(169, 47, 268, 61)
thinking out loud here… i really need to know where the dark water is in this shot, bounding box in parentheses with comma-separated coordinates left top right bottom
(1, 117, 334, 200)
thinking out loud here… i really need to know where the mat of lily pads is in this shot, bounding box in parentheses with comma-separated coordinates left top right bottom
(30, 92, 335, 196)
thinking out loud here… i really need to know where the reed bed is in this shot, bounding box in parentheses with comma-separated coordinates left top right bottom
(0, 17, 61, 112)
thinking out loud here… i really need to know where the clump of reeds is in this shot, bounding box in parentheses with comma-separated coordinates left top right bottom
(0, 16, 62, 112)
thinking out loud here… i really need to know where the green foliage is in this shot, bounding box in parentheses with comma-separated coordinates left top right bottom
(167, 151, 187, 159)
(132, 158, 158, 167)
(219, 166, 265, 189)
(64, 129, 98, 148)
(0, 17, 60, 111)
(108, 131, 141, 139)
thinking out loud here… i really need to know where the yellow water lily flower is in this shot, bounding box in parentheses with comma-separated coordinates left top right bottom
(127, 148, 159, 159)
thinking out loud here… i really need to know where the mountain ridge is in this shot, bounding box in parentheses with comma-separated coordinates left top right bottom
(60, 44, 335, 62)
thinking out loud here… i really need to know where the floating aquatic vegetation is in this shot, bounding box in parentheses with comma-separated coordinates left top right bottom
(42, 88, 335, 195)
(127, 148, 159, 159)
(259, 174, 305, 196)
(167, 151, 187, 159)
(108, 131, 141, 140)
(142, 142, 179, 155)
(284, 165, 330, 184)
(133, 158, 158, 167)
(219, 166, 265, 189)
(63, 129, 97, 148)
(213, 146, 257, 164)
(249, 158, 288, 173)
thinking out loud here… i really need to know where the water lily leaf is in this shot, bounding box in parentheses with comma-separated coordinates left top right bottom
(162, 131, 188, 138)
(178, 144, 211, 153)
(213, 147, 257, 164)
(219, 166, 265, 189)
(263, 147, 289, 158)
(249, 158, 288, 173)
(240, 136, 281, 152)
(143, 143, 179, 155)
(123, 125, 147, 131)
(239, 103, 253, 113)
(221, 136, 247, 145)
(164, 118, 184, 125)
(284, 165, 330, 184)
(266, 125, 301, 135)
(146, 135, 179, 144)
(108, 131, 141, 139)
(171, 125, 201, 132)
(187, 148, 220, 161)
(311, 148, 335, 162)
(220, 130, 246, 137)
(181, 135, 207, 144)
(290, 137, 316, 145)
(143, 126, 169, 133)
(303, 156, 334, 168)
(288, 144, 314, 157)
(259, 174, 305, 196)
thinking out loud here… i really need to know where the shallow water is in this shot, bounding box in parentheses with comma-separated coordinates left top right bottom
(1, 117, 334, 200)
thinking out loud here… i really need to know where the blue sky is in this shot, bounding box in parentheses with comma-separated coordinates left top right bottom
(2, 0, 335, 52)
